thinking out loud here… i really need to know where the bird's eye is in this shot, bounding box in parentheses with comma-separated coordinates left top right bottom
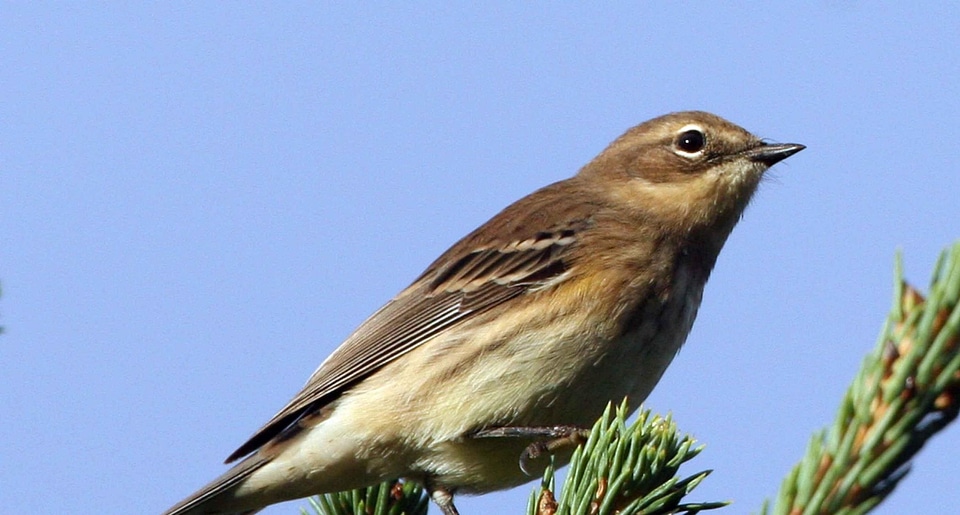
(676, 129, 706, 154)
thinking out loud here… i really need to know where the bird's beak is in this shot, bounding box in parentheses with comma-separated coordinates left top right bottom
(744, 142, 805, 165)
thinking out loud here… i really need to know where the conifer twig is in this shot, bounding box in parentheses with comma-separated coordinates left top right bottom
(527, 401, 726, 515)
(761, 242, 960, 515)
(302, 480, 428, 515)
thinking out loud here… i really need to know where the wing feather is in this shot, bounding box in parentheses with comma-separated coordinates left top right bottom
(226, 210, 592, 462)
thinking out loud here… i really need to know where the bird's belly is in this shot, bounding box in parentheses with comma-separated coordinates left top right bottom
(417, 274, 703, 492)
(418, 329, 688, 493)
(409, 295, 700, 492)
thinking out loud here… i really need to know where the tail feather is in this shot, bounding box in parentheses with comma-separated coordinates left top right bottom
(163, 454, 269, 515)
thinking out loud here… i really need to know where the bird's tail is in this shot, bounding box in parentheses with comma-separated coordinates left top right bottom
(162, 453, 269, 515)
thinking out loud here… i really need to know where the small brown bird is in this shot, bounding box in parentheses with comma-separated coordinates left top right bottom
(164, 111, 803, 515)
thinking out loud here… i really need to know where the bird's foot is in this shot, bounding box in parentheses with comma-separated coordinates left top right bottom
(470, 425, 590, 475)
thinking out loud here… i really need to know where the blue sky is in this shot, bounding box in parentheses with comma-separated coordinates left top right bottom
(2, 4, 958, 515)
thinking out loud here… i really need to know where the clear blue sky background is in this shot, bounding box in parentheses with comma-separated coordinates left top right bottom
(2, 4, 958, 515)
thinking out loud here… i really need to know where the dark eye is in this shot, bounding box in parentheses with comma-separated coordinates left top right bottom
(676, 129, 706, 153)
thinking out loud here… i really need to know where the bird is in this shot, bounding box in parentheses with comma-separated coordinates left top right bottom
(163, 111, 804, 515)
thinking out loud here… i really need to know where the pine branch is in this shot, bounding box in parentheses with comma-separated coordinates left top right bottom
(526, 401, 726, 515)
(760, 241, 960, 514)
(301, 480, 428, 515)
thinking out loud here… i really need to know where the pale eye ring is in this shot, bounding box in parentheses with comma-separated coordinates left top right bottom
(675, 127, 706, 155)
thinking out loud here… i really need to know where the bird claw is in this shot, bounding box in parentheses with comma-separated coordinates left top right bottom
(469, 425, 590, 475)
(519, 441, 550, 475)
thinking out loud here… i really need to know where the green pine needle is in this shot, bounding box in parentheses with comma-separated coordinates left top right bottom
(302, 480, 428, 515)
(528, 401, 727, 515)
(760, 242, 960, 514)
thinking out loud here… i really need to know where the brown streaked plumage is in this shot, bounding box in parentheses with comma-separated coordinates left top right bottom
(163, 111, 804, 515)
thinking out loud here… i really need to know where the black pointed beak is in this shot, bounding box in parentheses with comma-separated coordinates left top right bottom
(744, 142, 805, 165)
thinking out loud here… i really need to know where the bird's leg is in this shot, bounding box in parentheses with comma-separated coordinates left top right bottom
(470, 425, 590, 475)
(426, 481, 460, 515)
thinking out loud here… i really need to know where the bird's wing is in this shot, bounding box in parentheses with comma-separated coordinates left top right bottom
(226, 215, 590, 462)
